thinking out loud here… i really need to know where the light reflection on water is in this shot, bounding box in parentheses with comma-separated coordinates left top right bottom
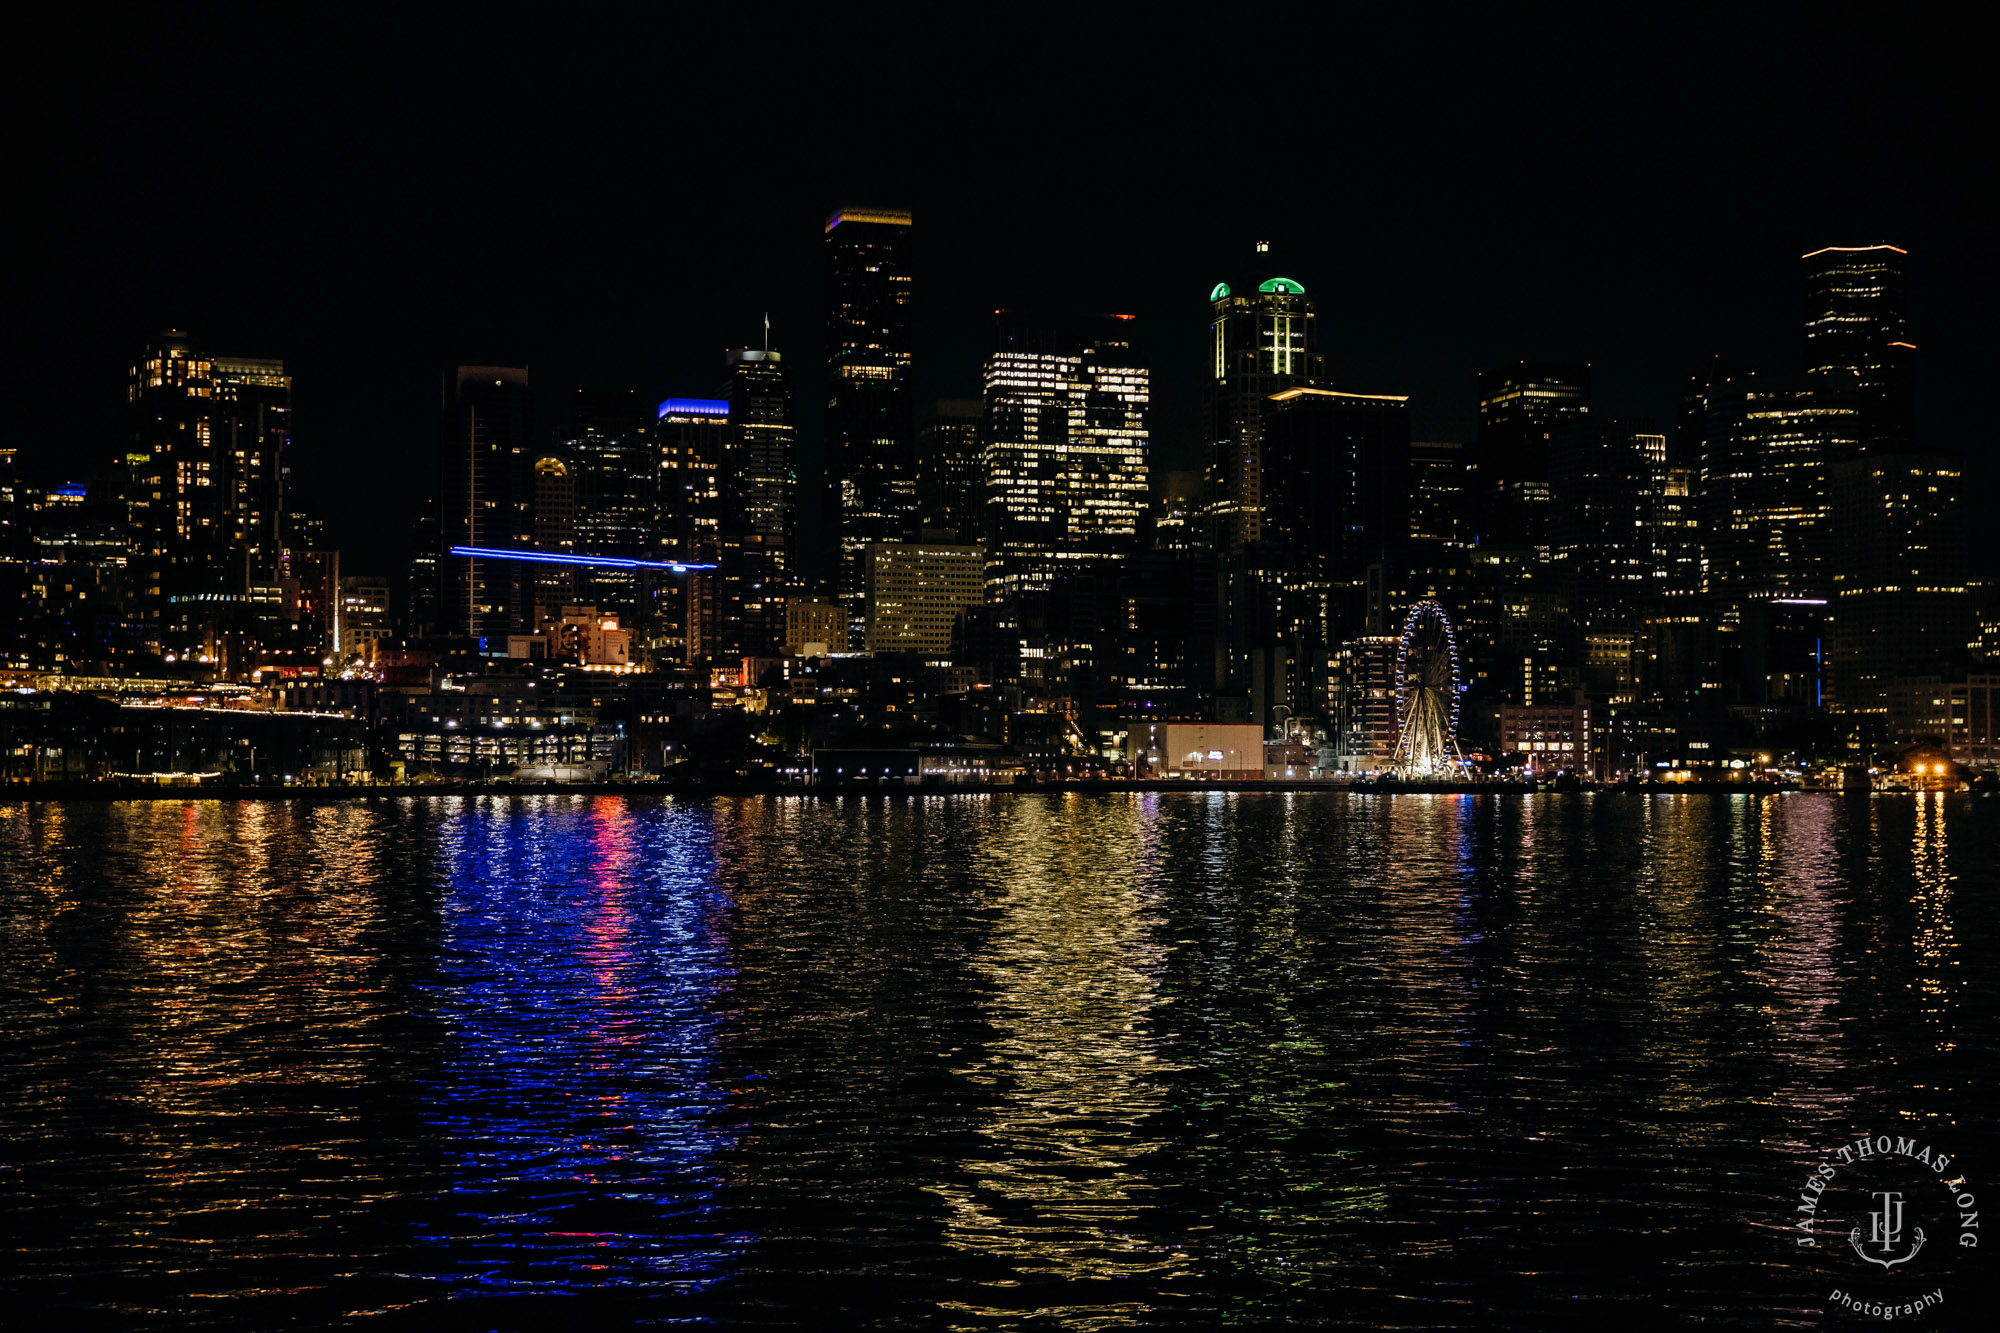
(0, 792, 1994, 1329)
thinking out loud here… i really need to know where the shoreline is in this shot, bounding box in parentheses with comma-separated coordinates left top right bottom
(0, 778, 1869, 801)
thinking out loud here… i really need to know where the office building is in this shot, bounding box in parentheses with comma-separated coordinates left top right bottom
(919, 398, 983, 544)
(1829, 447, 1968, 717)
(863, 541, 984, 656)
(560, 388, 655, 623)
(1259, 387, 1411, 639)
(1698, 383, 1862, 606)
(1204, 260, 1322, 551)
(825, 206, 916, 627)
(128, 332, 293, 657)
(338, 575, 391, 663)
(210, 356, 290, 582)
(982, 313, 1149, 596)
(438, 366, 535, 647)
(720, 346, 795, 660)
(1474, 361, 1590, 549)
(1548, 423, 1664, 630)
(785, 597, 849, 656)
(653, 397, 728, 664)
(1803, 243, 1914, 447)
(1409, 440, 1467, 548)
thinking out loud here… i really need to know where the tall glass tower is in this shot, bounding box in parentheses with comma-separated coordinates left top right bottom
(1802, 243, 1914, 446)
(981, 313, 1149, 597)
(1203, 260, 1321, 553)
(824, 206, 915, 634)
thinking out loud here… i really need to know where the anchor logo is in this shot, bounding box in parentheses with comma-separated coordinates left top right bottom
(1849, 1190, 1925, 1269)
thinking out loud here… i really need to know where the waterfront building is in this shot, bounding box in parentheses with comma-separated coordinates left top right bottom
(825, 206, 916, 628)
(1497, 696, 1592, 775)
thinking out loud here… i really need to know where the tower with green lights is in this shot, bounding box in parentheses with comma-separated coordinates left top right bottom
(1203, 255, 1322, 554)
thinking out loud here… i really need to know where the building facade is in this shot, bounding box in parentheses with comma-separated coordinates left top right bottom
(825, 207, 916, 630)
(1204, 267, 1322, 552)
(982, 314, 1149, 597)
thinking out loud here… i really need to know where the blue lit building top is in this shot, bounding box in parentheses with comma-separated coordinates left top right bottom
(658, 398, 729, 420)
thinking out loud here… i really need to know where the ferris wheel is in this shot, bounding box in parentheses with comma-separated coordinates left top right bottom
(1394, 599, 1462, 775)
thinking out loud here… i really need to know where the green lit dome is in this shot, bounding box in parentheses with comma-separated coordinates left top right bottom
(1257, 276, 1305, 295)
(1208, 281, 1231, 302)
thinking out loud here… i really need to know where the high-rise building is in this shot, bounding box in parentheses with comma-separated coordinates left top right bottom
(1204, 264, 1322, 551)
(528, 452, 577, 622)
(1829, 447, 1967, 718)
(825, 206, 916, 629)
(653, 397, 727, 664)
(1803, 243, 1914, 447)
(982, 313, 1149, 597)
(919, 398, 983, 544)
(1474, 362, 1591, 549)
(210, 356, 290, 582)
(1697, 382, 1862, 607)
(721, 346, 795, 660)
(561, 389, 655, 623)
(1258, 387, 1412, 638)
(1409, 441, 1468, 548)
(438, 366, 535, 647)
(1548, 423, 1665, 631)
(862, 541, 984, 656)
(127, 331, 293, 658)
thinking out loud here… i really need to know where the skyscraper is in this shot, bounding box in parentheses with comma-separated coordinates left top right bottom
(1204, 264, 1321, 552)
(127, 331, 292, 658)
(653, 397, 727, 664)
(1259, 387, 1412, 640)
(438, 366, 535, 646)
(981, 313, 1149, 597)
(1474, 361, 1591, 549)
(1803, 243, 1914, 447)
(1408, 441, 1468, 548)
(918, 398, 983, 544)
(825, 206, 915, 630)
(561, 388, 654, 623)
(1548, 422, 1665, 630)
(1697, 382, 1862, 606)
(210, 356, 289, 583)
(721, 346, 795, 660)
(1829, 446, 1967, 717)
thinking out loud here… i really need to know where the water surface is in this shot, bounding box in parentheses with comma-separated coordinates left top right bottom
(2, 793, 1993, 1328)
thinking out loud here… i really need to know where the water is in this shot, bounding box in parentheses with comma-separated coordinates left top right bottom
(2, 793, 1993, 1329)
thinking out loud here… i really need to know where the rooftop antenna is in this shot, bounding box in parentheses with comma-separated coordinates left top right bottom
(763, 311, 770, 354)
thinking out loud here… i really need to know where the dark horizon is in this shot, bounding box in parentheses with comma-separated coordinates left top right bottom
(8, 7, 1990, 577)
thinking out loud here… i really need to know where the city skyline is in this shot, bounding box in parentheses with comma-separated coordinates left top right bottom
(6, 9, 1989, 579)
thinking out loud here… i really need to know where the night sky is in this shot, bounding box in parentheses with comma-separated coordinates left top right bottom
(9, 7, 1989, 575)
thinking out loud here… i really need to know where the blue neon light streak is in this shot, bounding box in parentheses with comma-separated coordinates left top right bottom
(451, 545, 715, 572)
(656, 398, 728, 419)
